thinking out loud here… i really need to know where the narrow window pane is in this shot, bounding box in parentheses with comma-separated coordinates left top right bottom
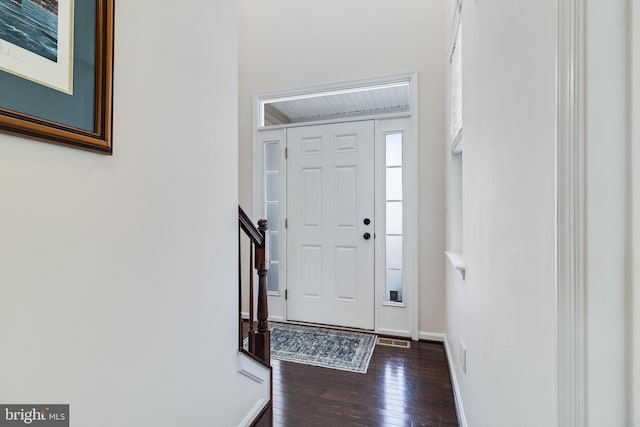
(386, 167, 403, 201)
(266, 172, 279, 202)
(385, 133, 403, 167)
(451, 25, 463, 150)
(266, 203, 279, 232)
(385, 269, 403, 302)
(267, 263, 279, 292)
(265, 143, 280, 172)
(386, 202, 403, 235)
(386, 235, 403, 269)
(269, 233, 279, 262)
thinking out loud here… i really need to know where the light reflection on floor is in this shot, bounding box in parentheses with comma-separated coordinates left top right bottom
(382, 358, 408, 422)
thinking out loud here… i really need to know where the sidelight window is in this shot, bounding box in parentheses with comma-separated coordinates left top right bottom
(264, 142, 280, 292)
(385, 132, 404, 303)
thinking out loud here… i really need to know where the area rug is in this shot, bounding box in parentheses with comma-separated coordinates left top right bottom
(246, 322, 377, 374)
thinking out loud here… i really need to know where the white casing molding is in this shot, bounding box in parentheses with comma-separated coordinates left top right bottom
(631, 0, 640, 423)
(237, 353, 271, 427)
(374, 114, 419, 340)
(418, 331, 445, 343)
(557, 0, 587, 425)
(443, 335, 468, 427)
(376, 328, 411, 338)
(252, 128, 287, 321)
(243, 311, 286, 323)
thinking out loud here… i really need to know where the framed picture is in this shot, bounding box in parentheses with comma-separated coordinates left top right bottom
(0, 0, 114, 154)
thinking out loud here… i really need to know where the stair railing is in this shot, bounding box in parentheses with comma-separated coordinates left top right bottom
(238, 206, 270, 365)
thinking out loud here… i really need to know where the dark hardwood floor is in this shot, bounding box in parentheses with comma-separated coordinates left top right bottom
(252, 328, 459, 427)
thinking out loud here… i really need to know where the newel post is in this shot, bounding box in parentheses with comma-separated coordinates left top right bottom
(254, 219, 270, 365)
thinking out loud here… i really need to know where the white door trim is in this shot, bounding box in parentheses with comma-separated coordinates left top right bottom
(252, 73, 419, 337)
(255, 73, 417, 130)
(557, 0, 587, 425)
(374, 117, 418, 340)
(252, 128, 287, 321)
(631, 0, 640, 422)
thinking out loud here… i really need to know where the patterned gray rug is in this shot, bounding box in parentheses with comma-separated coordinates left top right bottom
(247, 322, 377, 374)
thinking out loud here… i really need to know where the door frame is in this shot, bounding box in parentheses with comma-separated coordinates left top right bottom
(374, 117, 418, 338)
(631, 0, 639, 422)
(556, 0, 587, 423)
(252, 73, 419, 338)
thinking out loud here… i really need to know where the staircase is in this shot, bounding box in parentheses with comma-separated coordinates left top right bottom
(238, 206, 271, 364)
(238, 206, 272, 425)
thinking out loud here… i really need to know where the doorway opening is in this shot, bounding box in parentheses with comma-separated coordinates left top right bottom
(252, 73, 419, 338)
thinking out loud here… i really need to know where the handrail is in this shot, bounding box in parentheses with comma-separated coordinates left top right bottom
(238, 206, 270, 366)
(239, 206, 264, 247)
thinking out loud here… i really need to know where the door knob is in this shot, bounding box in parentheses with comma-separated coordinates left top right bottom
(363, 232, 371, 240)
(363, 218, 371, 225)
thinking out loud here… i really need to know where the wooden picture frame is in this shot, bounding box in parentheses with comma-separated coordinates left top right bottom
(0, 0, 114, 154)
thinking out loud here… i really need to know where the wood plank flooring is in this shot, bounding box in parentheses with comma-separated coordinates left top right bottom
(253, 331, 459, 426)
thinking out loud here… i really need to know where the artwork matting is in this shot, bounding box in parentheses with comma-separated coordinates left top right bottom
(0, 0, 114, 154)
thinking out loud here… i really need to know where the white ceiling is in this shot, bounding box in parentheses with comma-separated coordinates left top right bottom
(264, 84, 410, 125)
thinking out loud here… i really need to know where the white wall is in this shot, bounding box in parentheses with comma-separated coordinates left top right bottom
(0, 1, 262, 425)
(584, 0, 631, 424)
(238, 0, 447, 334)
(633, 2, 640, 424)
(444, 0, 558, 425)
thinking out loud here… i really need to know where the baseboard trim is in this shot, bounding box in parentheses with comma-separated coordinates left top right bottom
(237, 352, 271, 427)
(419, 332, 467, 425)
(418, 331, 446, 342)
(376, 328, 411, 338)
(241, 312, 285, 323)
(238, 398, 269, 427)
(443, 335, 468, 427)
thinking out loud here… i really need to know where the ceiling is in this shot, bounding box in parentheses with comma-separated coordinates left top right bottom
(263, 83, 410, 126)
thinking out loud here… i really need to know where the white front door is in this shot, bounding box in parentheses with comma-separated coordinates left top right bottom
(286, 121, 375, 329)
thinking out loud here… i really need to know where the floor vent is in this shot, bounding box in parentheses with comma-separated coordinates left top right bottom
(377, 337, 411, 349)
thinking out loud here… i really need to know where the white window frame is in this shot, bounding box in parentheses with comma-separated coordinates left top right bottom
(445, 0, 466, 280)
(252, 128, 287, 322)
(449, 0, 463, 154)
(374, 117, 418, 339)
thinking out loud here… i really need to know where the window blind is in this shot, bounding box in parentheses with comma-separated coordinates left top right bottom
(450, 24, 463, 154)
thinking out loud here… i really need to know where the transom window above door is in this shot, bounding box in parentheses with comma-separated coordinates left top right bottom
(257, 78, 412, 128)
